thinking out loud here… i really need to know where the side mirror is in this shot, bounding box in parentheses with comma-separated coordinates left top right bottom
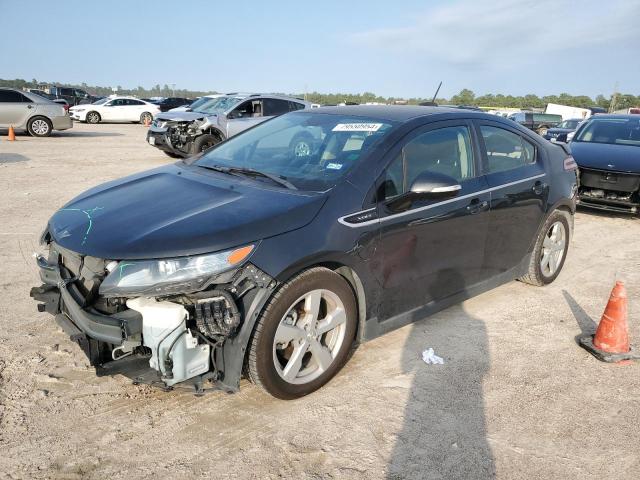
(409, 171, 461, 197)
(385, 171, 461, 212)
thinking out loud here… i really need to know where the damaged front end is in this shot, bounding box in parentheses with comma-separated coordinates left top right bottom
(148, 115, 225, 157)
(31, 237, 276, 394)
(577, 167, 640, 214)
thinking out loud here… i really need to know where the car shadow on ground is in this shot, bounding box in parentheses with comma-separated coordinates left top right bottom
(387, 270, 495, 479)
(0, 153, 30, 163)
(53, 131, 124, 138)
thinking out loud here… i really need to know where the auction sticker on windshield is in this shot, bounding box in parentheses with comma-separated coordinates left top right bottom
(332, 123, 383, 132)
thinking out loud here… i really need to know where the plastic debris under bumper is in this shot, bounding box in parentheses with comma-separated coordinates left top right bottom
(30, 254, 142, 346)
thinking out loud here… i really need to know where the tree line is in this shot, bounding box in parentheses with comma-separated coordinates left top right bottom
(1, 78, 638, 111)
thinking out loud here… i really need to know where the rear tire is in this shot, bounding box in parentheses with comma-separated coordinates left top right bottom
(537, 125, 549, 136)
(247, 267, 357, 399)
(27, 116, 52, 137)
(519, 210, 571, 286)
(86, 111, 101, 124)
(190, 134, 219, 155)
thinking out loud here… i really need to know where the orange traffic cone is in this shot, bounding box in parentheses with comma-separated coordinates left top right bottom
(579, 281, 638, 363)
(8, 125, 16, 141)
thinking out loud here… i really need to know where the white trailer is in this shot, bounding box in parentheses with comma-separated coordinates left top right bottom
(545, 103, 591, 121)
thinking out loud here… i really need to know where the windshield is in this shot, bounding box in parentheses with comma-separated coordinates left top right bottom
(92, 98, 108, 105)
(193, 112, 397, 191)
(558, 120, 579, 129)
(195, 96, 243, 114)
(575, 118, 640, 147)
(187, 96, 216, 110)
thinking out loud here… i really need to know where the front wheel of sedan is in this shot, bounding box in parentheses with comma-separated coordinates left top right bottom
(27, 116, 52, 137)
(85, 111, 101, 124)
(247, 267, 357, 399)
(519, 210, 571, 286)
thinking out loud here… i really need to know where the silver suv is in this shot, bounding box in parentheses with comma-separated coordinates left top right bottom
(146, 93, 310, 157)
(0, 88, 72, 136)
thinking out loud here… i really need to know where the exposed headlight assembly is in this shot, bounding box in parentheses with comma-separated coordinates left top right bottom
(99, 245, 255, 297)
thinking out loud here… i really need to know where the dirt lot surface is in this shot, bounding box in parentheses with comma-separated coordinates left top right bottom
(1, 123, 639, 480)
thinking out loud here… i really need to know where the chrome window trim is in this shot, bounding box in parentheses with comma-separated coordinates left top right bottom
(337, 173, 546, 228)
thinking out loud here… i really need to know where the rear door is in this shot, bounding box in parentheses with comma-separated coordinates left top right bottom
(124, 99, 146, 121)
(474, 121, 548, 275)
(375, 120, 491, 324)
(0, 90, 34, 127)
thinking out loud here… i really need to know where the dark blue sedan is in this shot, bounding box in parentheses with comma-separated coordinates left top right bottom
(571, 115, 640, 214)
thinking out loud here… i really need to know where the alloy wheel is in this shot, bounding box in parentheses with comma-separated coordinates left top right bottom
(31, 119, 50, 135)
(540, 221, 566, 277)
(273, 289, 347, 385)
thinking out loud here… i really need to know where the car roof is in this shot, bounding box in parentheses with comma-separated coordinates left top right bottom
(587, 114, 639, 120)
(308, 105, 492, 122)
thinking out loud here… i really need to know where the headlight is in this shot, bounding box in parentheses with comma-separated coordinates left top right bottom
(99, 245, 255, 297)
(73, 108, 86, 112)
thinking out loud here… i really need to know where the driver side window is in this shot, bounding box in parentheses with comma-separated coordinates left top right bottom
(229, 100, 263, 119)
(383, 125, 475, 200)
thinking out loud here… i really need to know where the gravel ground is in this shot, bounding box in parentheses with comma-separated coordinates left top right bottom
(1, 123, 639, 480)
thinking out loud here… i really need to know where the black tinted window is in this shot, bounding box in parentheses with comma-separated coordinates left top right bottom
(263, 98, 290, 116)
(0, 90, 24, 102)
(127, 99, 144, 106)
(289, 101, 306, 111)
(384, 126, 475, 199)
(480, 126, 536, 173)
(60, 88, 74, 96)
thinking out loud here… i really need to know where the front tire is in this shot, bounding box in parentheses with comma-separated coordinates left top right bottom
(27, 116, 52, 137)
(85, 111, 101, 124)
(190, 134, 219, 155)
(519, 210, 571, 286)
(247, 267, 357, 399)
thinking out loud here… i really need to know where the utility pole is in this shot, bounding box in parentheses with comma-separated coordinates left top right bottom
(609, 81, 619, 113)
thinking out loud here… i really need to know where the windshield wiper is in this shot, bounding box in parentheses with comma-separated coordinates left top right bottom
(227, 167, 297, 190)
(196, 165, 297, 190)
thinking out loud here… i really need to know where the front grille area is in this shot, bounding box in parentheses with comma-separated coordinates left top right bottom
(50, 243, 108, 303)
(580, 167, 640, 193)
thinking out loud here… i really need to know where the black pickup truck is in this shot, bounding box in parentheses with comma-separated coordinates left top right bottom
(508, 112, 563, 136)
(46, 86, 100, 106)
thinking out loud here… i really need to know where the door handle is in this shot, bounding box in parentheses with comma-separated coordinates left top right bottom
(466, 198, 489, 214)
(532, 181, 545, 195)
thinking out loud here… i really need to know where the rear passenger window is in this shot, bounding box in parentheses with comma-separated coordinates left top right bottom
(383, 126, 474, 199)
(288, 101, 306, 111)
(263, 99, 290, 116)
(480, 126, 535, 174)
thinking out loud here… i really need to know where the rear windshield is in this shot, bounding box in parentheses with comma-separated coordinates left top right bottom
(575, 118, 640, 147)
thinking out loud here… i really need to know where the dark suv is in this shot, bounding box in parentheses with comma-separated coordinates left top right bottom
(47, 86, 98, 106)
(153, 97, 192, 112)
(32, 106, 577, 399)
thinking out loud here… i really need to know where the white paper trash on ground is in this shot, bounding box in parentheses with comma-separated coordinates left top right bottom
(422, 348, 444, 365)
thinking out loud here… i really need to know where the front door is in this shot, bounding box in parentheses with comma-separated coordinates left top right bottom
(375, 121, 491, 325)
(475, 121, 548, 275)
(226, 100, 265, 137)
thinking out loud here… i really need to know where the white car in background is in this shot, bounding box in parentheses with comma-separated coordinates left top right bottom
(70, 97, 160, 124)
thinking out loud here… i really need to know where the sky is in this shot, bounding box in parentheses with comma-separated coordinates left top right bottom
(1, 0, 638, 99)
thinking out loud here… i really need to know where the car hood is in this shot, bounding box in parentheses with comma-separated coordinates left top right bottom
(571, 141, 640, 174)
(48, 164, 327, 259)
(155, 111, 215, 122)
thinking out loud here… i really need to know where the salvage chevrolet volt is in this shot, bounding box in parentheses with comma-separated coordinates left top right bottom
(31, 106, 577, 399)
